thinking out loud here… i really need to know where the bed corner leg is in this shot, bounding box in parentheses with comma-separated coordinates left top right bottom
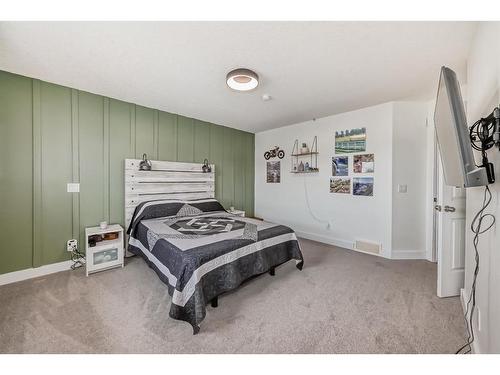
(269, 266, 276, 276)
(192, 325, 201, 335)
(210, 296, 218, 308)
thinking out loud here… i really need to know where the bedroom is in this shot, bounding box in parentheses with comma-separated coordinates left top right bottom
(1, 1, 500, 372)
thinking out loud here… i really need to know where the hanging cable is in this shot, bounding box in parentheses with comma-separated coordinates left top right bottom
(456, 186, 495, 354)
(303, 175, 330, 227)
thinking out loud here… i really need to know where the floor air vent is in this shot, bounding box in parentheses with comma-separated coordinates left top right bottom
(354, 240, 381, 254)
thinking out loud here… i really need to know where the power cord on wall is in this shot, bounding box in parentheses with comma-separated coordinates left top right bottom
(455, 186, 495, 354)
(303, 175, 332, 228)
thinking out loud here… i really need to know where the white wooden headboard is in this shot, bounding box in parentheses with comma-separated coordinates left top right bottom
(124, 158, 215, 228)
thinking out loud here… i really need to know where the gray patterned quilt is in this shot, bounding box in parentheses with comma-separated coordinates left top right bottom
(127, 198, 304, 334)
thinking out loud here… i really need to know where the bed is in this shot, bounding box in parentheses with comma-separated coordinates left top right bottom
(125, 158, 304, 334)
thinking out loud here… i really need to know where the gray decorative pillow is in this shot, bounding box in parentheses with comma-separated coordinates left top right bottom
(176, 203, 204, 217)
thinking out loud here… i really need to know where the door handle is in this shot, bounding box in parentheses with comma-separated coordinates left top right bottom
(434, 205, 442, 212)
(444, 205, 456, 212)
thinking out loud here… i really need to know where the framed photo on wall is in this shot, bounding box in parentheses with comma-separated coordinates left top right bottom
(353, 153, 375, 173)
(353, 177, 374, 196)
(332, 156, 349, 176)
(266, 161, 281, 183)
(335, 127, 366, 154)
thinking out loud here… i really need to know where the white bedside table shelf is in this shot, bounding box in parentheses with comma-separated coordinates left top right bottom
(85, 224, 124, 276)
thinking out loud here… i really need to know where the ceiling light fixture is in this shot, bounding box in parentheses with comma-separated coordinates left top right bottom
(226, 68, 259, 91)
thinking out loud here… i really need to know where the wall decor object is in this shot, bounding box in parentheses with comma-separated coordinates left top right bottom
(264, 146, 285, 160)
(202, 158, 212, 173)
(330, 177, 351, 194)
(353, 153, 374, 173)
(335, 127, 366, 154)
(332, 156, 349, 176)
(353, 177, 374, 196)
(291, 136, 319, 173)
(266, 161, 281, 183)
(139, 153, 152, 171)
(301, 143, 309, 154)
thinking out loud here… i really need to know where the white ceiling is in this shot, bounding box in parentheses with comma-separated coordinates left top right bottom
(0, 22, 477, 133)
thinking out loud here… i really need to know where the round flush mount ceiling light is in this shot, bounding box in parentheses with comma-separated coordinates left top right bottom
(226, 68, 259, 91)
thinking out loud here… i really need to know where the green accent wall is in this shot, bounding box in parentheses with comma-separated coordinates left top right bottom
(0, 70, 255, 275)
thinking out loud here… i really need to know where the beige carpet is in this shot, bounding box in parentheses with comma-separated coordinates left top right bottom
(0, 238, 466, 353)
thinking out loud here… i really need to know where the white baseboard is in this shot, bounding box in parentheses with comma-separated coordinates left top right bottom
(295, 230, 353, 250)
(295, 230, 386, 258)
(0, 260, 72, 286)
(391, 249, 426, 259)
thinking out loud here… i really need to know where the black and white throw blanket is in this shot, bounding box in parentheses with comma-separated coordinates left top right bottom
(127, 198, 304, 334)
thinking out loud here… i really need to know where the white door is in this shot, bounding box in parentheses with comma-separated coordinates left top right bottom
(435, 151, 467, 297)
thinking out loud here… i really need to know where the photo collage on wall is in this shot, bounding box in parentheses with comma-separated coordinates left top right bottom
(331, 127, 374, 196)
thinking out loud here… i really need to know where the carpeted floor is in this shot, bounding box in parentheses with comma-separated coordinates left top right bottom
(0, 238, 466, 353)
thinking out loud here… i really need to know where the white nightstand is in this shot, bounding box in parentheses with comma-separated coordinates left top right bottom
(229, 209, 245, 217)
(85, 224, 124, 276)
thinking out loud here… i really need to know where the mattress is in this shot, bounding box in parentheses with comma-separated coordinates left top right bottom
(127, 198, 304, 333)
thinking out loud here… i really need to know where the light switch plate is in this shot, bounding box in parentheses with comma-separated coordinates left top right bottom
(397, 184, 408, 193)
(67, 183, 80, 193)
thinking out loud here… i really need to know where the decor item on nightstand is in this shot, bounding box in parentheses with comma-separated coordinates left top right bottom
(264, 146, 285, 160)
(85, 224, 124, 276)
(202, 158, 212, 173)
(139, 153, 152, 171)
(228, 208, 245, 217)
(291, 136, 319, 173)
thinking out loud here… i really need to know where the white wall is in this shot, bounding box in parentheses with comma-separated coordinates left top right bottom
(392, 102, 429, 259)
(255, 101, 428, 259)
(464, 22, 500, 354)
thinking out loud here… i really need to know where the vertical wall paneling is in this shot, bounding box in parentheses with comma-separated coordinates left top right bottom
(0, 72, 34, 273)
(77, 91, 105, 249)
(194, 120, 211, 163)
(130, 104, 136, 158)
(0, 70, 255, 273)
(103, 97, 110, 223)
(234, 131, 245, 211)
(71, 89, 80, 242)
(177, 116, 195, 162)
(32, 79, 42, 267)
(135, 105, 155, 159)
(245, 133, 255, 217)
(39, 82, 73, 266)
(222, 127, 235, 207)
(109, 99, 133, 227)
(153, 110, 159, 160)
(209, 124, 225, 202)
(158, 111, 178, 161)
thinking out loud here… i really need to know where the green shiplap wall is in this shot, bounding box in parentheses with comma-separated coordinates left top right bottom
(0, 70, 255, 275)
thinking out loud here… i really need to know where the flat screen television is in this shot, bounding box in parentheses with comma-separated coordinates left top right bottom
(434, 66, 489, 187)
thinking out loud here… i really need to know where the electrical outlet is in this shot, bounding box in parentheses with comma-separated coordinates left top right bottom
(67, 239, 78, 252)
(67, 183, 80, 193)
